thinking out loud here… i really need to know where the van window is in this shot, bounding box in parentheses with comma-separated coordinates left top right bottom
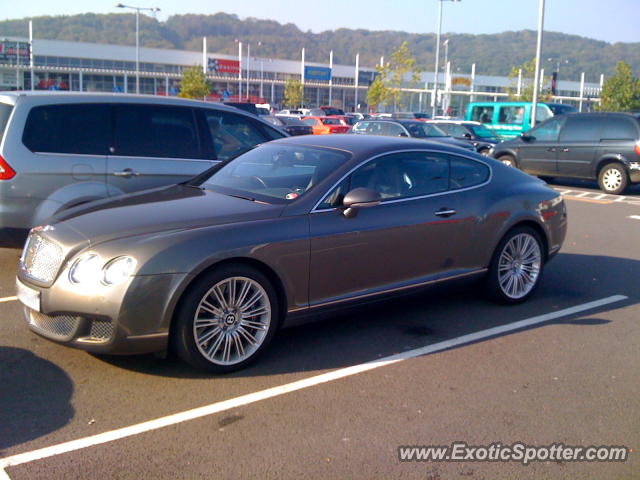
(530, 117, 564, 142)
(498, 106, 525, 125)
(22, 104, 110, 155)
(471, 106, 494, 124)
(559, 116, 602, 142)
(601, 117, 638, 140)
(113, 105, 200, 159)
(535, 106, 552, 124)
(0, 103, 12, 141)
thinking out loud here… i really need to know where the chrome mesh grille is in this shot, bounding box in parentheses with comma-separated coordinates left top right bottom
(28, 310, 80, 341)
(21, 234, 63, 283)
(89, 319, 114, 341)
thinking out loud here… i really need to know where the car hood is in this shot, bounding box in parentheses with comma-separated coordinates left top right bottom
(52, 185, 286, 246)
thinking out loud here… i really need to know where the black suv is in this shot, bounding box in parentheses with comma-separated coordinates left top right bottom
(492, 113, 640, 194)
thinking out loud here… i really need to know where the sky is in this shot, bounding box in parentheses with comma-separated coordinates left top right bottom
(0, 0, 638, 44)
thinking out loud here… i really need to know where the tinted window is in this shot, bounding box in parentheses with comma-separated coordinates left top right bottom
(302, 118, 317, 126)
(350, 152, 449, 200)
(114, 104, 199, 158)
(317, 177, 350, 210)
(0, 103, 13, 141)
(559, 116, 603, 142)
(530, 117, 564, 142)
(450, 157, 490, 189)
(601, 116, 638, 140)
(471, 106, 494, 124)
(498, 106, 525, 125)
(203, 110, 269, 161)
(386, 123, 406, 137)
(23, 104, 109, 155)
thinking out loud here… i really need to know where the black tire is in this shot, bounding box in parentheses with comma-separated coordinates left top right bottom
(597, 163, 628, 195)
(485, 226, 545, 304)
(497, 154, 517, 168)
(172, 264, 280, 373)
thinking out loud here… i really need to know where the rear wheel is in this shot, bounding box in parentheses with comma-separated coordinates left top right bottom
(486, 226, 544, 304)
(598, 163, 628, 195)
(497, 154, 516, 168)
(173, 264, 280, 373)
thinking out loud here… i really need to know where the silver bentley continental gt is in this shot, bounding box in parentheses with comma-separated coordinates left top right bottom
(16, 135, 567, 372)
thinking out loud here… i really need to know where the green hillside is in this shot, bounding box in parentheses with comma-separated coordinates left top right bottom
(0, 12, 637, 79)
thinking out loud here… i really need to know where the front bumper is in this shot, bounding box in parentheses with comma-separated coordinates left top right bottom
(17, 271, 190, 355)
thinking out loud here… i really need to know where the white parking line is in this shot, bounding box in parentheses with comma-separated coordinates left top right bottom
(629, 215, 640, 221)
(593, 194, 607, 200)
(0, 296, 17, 303)
(575, 191, 591, 198)
(0, 294, 628, 478)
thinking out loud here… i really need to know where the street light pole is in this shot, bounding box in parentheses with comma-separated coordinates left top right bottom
(115, 3, 160, 95)
(530, 0, 545, 128)
(432, 0, 459, 118)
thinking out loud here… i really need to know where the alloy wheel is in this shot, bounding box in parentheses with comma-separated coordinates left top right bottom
(497, 233, 542, 300)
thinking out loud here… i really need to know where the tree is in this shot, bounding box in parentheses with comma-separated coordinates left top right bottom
(507, 58, 552, 102)
(597, 61, 640, 112)
(367, 41, 421, 111)
(284, 79, 303, 108)
(178, 65, 210, 99)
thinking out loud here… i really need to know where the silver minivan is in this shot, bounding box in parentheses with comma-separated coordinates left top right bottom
(0, 92, 286, 245)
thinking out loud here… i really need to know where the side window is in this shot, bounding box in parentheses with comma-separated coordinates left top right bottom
(530, 117, 564, 142)
(450, 157, 490, 190)
(471, 106, 494, 124)
(352, 121, 369, 133)
(498, 106, 525, 125)
(316, 177, 350, 210)
(260, 123, 287, 141)
(23, 104, 110, 155)
(302, 118, 317, 126)
(535, 106, 552, 124)
(203, 110, 269, 161)
(386, 123, 406, 137)
(447, 124, 469, 137)
(601, 117, 638, 140)
(350, 152, 449, 200)
(114, 104, 199, 158)
(559, 116, 602, 142)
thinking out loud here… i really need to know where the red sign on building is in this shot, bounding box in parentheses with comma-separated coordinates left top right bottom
(207, 58, 240, 75)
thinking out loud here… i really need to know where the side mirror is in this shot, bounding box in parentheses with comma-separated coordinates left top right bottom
(342, 188, 382, 218)
(521, 133, 535, 142)
(463, 132, 472, 139)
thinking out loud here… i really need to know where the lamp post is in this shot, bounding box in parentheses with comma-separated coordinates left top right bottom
(431, 0, 460, 118)
(530, 0, 545, 128)
(115, 3, 160, 94)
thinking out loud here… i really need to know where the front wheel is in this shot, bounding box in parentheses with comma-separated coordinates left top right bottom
(485, 227, 544, 304)
(598, 163, 628, 195)
(173, 264, 280, 373)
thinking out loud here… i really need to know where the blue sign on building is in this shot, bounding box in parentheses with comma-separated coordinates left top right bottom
(304, 66, 332, 82)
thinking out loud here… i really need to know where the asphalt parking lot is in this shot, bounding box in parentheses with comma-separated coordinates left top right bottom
(1, 179, 639, 480)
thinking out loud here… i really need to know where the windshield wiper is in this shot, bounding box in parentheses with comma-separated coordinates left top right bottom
(226, 193, 256, 202)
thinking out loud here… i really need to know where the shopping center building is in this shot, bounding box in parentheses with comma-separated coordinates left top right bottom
(0, 36, 603, 115)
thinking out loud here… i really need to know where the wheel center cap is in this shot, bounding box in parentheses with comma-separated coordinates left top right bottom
(224, 313, 237, 326)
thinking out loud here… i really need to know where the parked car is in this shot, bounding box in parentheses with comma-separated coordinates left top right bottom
(351, 119, 475, 152)
(491, 112, 640, 194)
(466, 101, 577, 139)
(0, 92, 287, 245)
(318, 105, 345, 116)
(263, 115, 313, 136)
(16, 134, 567, 372)
(429, 120, 500, 155)
(302, 116, 351, 134)
(390, 112, 431, 121)
(223, 102, 269, 116)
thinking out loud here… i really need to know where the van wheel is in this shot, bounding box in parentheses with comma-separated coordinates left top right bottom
(497, 155, 516, 168)
(598, 163, 628, 195)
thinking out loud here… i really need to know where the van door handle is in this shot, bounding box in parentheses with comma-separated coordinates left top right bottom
(113, 168, 140, 178)
(547, 148, 556, 152)
(435, 208, 456, 218)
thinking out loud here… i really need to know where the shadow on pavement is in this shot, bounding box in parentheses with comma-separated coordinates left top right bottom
(92, 253, 636, 379)
(0, 347, 74, 453)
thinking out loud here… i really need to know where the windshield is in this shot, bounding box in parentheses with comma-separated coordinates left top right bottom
(405, 123, 447, 138)
(469, 124, 500, 140)
(200, 144, 349, 204)
(321, 118, 342, 125)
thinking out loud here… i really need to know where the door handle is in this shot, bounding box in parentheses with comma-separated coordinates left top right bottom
(113, 168, 140, 178)
(435, 208, 456, 218)
(547, 148, 556, 152)
(561, 148, 570, 152)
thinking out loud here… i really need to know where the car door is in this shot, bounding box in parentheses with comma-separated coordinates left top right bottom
(517, 116, 565, 175)
(107, 103, 213, 196)
(307, 151, 483, 307)
(556, 115, 602, 178)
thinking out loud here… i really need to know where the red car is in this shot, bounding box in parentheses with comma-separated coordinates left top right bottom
(302, 116, 351, 134)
